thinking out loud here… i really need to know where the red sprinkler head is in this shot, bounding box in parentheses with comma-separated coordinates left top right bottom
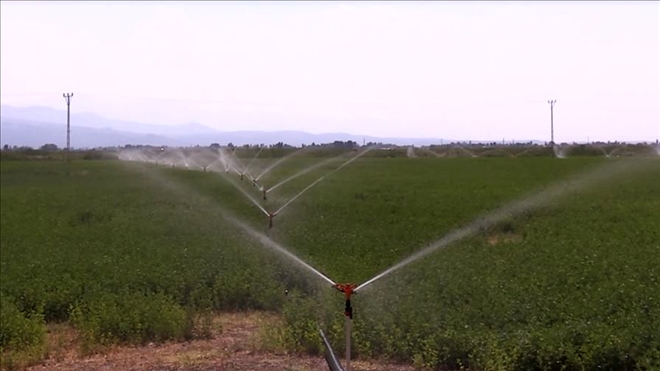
(333, 283, 358, 319)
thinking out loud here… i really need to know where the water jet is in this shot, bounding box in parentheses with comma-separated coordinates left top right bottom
(273, 147, 374, 217)
(255, 147, 308, 183)
(354, 159, 652, 293)
(266, 152, 350, 195)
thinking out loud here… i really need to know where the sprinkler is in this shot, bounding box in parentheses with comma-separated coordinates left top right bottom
(267, 212, 277, 229)
(333, 283, 358, 371)
(240, 173, 244, 181)
(253, 179, 258, 188)
(333, 283, 357, 319)
(263, 188, 268, 200)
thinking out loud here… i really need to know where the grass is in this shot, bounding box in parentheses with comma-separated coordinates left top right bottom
(1, 153, 659, 370)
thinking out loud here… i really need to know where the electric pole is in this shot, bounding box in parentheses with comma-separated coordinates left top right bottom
(63, 93, 73, 154)
(548, 100, 556, 146)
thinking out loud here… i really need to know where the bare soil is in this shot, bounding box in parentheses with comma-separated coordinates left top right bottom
(487, 232, 523, 246)
(19, 312, 415, 371)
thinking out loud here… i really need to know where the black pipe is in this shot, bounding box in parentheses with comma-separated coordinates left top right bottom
(345, 299, 353, 320)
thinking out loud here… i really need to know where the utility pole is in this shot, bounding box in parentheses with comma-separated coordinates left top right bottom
(63, 93, 73, 155)
(548, 100, 556, 146)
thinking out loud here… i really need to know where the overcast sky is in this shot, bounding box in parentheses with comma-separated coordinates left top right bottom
(1, 1, 658, 142)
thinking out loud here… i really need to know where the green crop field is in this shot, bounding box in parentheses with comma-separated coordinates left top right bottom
(1, 153, 659, 370)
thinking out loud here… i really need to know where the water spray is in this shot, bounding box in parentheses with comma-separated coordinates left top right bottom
(255, 147, 308, 182)
(274, 147, 374, 217)
(267, 152, 352, 195)
(221, 174, 271, 218)
(355, 159, 654, 292)
(225, 149, 249, 177)
(125, 156, 361, 371)
(245, 146, 265, 177)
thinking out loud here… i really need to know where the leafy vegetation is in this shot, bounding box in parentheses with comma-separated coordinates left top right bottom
(1, 153, 659, 370)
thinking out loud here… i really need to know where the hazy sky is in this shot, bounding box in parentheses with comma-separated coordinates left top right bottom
(1, 1, 658, 142)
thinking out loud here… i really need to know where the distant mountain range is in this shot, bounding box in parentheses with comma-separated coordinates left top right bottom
(0, 105, 545, 148)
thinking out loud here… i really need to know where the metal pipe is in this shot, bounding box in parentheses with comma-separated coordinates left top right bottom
(345, 316, 352, 371)
(319, 328, 344, 371)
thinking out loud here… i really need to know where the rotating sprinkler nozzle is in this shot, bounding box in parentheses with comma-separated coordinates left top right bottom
(333, 283, 357, 319)
(267, 212, 277, 229)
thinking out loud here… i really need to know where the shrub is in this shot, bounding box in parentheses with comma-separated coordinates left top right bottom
(0, 296, 45, 352)
(69, 292, 190, 348)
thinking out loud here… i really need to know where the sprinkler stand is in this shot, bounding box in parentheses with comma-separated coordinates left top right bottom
(345, 316, 352, 371)
(333, 283, 357, 371)
(267, 212, 277, 229)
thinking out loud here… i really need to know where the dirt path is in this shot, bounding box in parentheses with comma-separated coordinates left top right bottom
(21, 312, 414, 371)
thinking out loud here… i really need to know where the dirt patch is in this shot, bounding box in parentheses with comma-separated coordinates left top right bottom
(487, 232, 523, 246)
(21, 312, 415, 371)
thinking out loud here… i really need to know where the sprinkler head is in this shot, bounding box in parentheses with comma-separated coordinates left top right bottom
(240, 173, 244, 181)
(253, 179, 257, 187)
(333, 283, 358, 319)
(263, 189, 267, 200)
(268, 212, 276, 229)
(334, 283, 357, 300)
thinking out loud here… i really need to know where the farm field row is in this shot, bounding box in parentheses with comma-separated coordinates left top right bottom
(1, 156, 659, 370)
